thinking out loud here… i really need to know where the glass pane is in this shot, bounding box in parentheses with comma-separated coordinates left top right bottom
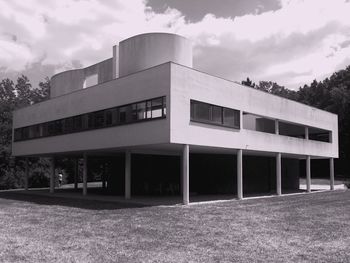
(14, 129, 21, 141)
(162, 97, 166, 116)
(146, 100, 152, 118)
(193, 101, 210, 121)
(22, 127, 29, 139)
(137, 102, 146, 120)
(48, 122, 55, 135)
(119, 106, 127, 123)
(88, 113, 94, 129)
(55, 120, 63, 134)
(105, 109, 118, 126)
(105, 110, 113, 126)
(94, 111, 105, 128)
(28, 126, 35, 138)
(234, 110, 240, 128)
(64, 118, 73, 133)
(211, 105, 222, 124)
(33, 125, 40, 137)
(131, 104, 137, 121)
(73, 116, 83, 131)
(152, 98, 163, 118)
(42, 123, 49, 136)
(223, 108, 235, 127)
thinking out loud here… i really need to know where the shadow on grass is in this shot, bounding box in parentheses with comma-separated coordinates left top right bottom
(0, 191, 149, 211)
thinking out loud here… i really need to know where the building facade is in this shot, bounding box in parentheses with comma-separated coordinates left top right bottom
(12, 33, 338, 204)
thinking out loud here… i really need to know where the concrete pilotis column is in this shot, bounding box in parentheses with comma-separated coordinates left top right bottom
(50, 157, 55, 194)
(74, 158, 78, 190)
(102, 163, 106, 189)
(83, 153, 87, 196)
(24, 158, 29, 191)
(237, 149, 243, 200)
(182, 144, 189, 205)
(306, 156, 311, 193)
(330, 158, 335, 190)
(275, 120, 279, 135)
(305, 127, 309, 140)
(276, 153, 282, 196)
(125, 150, 131, 200)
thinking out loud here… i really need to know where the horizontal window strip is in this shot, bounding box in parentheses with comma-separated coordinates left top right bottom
(190, 100, 240, 129)
(14, 96, 166, 142)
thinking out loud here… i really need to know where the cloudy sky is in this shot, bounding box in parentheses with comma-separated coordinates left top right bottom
(0, 0, 350, 90)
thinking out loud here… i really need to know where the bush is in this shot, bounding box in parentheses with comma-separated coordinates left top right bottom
(0, 168, 24, 190)
(29, 171, 49, 188)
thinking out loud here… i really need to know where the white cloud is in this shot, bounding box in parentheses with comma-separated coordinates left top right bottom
(0, 0, 349, 89)
(177, 0, 350, 88)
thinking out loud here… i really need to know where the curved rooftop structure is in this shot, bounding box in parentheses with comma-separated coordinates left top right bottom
(119, 33, 192, 77)
(50, 33, 192, 98)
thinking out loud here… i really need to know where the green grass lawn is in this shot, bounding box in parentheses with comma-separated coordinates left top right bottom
(0, 190, 349, 263)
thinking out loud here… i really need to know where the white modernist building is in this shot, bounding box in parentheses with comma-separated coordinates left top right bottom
(12, 33, 338, 204)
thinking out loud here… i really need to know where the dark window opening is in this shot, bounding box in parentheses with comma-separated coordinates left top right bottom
(119, 106, 127, 124)
(64, 117, 74, 133)
(309, 127, 331, 143)
(243, 112, 275, 134)
(94, 111, 105, 128)
(73, 115, 83, 131)
(190, 100, 240, 129)
(279, 121, 305, 139)
(14, 96, 166, 142)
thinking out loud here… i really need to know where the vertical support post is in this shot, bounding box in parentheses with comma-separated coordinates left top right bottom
(83, 153, 87, 196)
(330, 158, 334, 190)
(305, 127, 309, 140)
(237, 149, 243, 200)
(182, 144, 189, 205)
(275, 120, 279, 135)
(102, 163, 106, 189)
(50, 157, 55, 194)
(74, 158, 78, 190)
(24, 157, 29, 191)
(125, 150, 131, 200)
(276, 153, 282, 196)
(306, 155, 311, 193)
(239, 111, 243, 130)
(112, 45, 119, 79)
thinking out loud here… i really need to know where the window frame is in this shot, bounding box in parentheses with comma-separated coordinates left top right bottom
(13, 96, 167, 142)
(190, 100, 240, 129)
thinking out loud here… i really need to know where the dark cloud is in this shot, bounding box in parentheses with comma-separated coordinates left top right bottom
(146, 0, 281, 22)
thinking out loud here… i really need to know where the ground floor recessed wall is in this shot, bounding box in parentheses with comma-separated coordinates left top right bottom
(85, 152, 300, 196)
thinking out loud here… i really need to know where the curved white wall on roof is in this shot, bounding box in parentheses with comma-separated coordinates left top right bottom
(119, 33, 192, 77)
(50, 58, 113, 98)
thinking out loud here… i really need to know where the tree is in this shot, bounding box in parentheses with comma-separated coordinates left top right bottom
(0, 75, 50, 189)
(254, 80, 298, 100)
(241, 77, 255, 88)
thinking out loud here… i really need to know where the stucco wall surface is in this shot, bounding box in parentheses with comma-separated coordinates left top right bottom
(170, 63, 338, 158)
(50, 58, 113, 98)
(119, 33, 192, 77)
(12, 63, 171, 156)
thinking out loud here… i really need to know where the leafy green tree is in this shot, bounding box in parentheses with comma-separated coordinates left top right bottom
(255, 81, 298, 100)
(241, 77, 255, 87)
(0, 75, 50, 189)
